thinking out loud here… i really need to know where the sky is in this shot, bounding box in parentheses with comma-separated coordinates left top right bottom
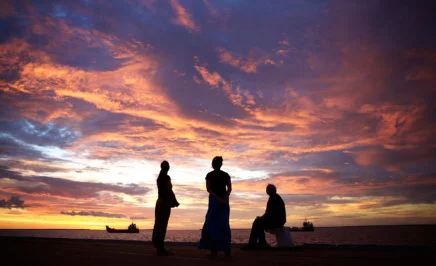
(0, 0, 435, 230)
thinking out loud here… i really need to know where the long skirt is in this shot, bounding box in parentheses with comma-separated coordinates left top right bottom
(198, 196, 231, 254)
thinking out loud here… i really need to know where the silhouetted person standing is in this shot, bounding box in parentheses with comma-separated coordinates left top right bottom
(242, 184, 286, 249)
(152, 160, 179, 256)
(199, 156, 232, 257)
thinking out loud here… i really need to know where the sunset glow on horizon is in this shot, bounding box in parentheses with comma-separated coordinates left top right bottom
(0, 0, 435, 230)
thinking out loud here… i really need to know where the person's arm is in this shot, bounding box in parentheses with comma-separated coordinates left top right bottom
(206, 178, 226, 204)
(168, 179, 180, 207)
(261, 197, 272, 219)
(225, 175, 232, 198)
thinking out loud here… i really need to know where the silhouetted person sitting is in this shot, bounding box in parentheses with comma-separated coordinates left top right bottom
(152, 160, 179, 256)
(242, 184, 286, 250)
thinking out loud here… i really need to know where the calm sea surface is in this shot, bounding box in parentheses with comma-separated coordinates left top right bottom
(1, 225, 435, 247)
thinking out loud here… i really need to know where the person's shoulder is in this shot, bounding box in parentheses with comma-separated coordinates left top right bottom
(219, 169, 228, 175)
(275, 193, 285, 202)
(206, 171, 214, 179)
(219, 170, 230, 178)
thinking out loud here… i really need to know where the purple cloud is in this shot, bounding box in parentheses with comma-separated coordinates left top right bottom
(0, 167, 150, 199)
(0, 196, 24, 209)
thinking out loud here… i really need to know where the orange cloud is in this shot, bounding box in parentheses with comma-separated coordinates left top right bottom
(194, 62, 255, 109)
(170, 0, 200, 32)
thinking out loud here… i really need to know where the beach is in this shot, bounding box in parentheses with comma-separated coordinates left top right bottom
(2, 236, 434, 266)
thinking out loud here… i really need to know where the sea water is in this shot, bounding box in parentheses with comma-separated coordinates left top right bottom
(1, 225, 435, 248)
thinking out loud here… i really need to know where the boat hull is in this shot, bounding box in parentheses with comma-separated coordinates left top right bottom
(289, 226, 314, 232)
(106, 226, 139, 233)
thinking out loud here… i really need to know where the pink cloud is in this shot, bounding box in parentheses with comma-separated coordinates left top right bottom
(216, 47, 279, 73)
(194, 61, 256, 109)
(170, 0, 200, 32)
(352, 146, 434, 173)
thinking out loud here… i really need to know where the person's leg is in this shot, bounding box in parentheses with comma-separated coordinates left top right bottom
(248, 217, 264, 245)
(256, 218, 268, 245)
(152, 201, 161, 249)
(152, 204, 171, 254)
(160, 207, 171, 246)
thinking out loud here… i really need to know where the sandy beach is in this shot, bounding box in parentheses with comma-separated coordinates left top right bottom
(1, 236, 434, 266)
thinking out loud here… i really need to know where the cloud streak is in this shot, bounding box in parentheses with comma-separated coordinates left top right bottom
(0, 196, 24, 209)
(61, 211, 126, 219)
(0, 167, 150, 199)
(170, 0, 200, 32)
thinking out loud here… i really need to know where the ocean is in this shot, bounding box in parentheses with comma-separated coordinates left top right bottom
(1, 225, 435, 248)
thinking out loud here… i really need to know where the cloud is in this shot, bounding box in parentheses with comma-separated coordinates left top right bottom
(202, 0, 220, 17)
(351, 146, 435, 172)
(0, 167, 151, 199)
(0, 0, 16, 19)
(0, 133, 45, 160)
(367, 183, 436, 206)
(0, 119, 77, 148)
(129, 216, 148, 220)
(194, 60, 256, 109)
(216, 47, 279, 73)
(0, 196, 24, 209)
(170, 0, 200, 32)
(4, 159, 69, 174)
(60, 211, 126, 218)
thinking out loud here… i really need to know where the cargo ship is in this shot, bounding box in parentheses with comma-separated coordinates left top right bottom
(289, 219, 314, 232)
(106, 223, 139, 233)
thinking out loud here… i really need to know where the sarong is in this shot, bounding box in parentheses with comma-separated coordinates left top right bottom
(198, 196, 231, 253)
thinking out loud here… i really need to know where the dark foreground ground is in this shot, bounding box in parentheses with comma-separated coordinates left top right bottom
(1, 236, 434, 266)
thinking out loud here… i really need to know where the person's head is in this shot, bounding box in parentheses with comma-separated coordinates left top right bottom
(212, 156, 223, 170)
(266, 184, 277, 196)
(160, 160, 170, 173)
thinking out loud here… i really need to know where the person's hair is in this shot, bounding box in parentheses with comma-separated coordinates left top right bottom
(212, 156, 223, 170)
(267, 183, 277, 194)
(158, 160, 170, 179)
(161, 160, 169, 170)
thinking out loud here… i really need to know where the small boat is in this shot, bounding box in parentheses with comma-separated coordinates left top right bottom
(106, 223, 139, 233)
(289, 219, 314, 232)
